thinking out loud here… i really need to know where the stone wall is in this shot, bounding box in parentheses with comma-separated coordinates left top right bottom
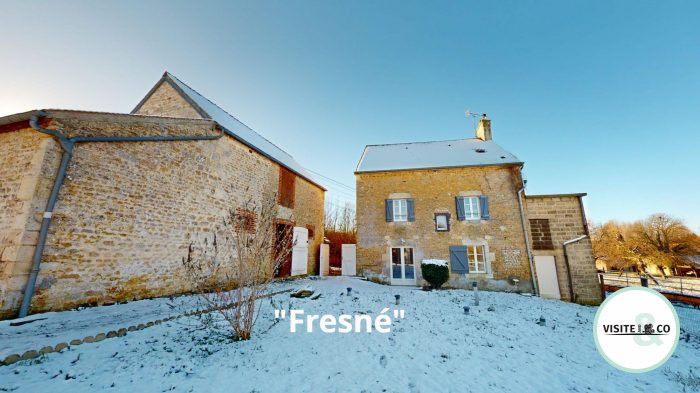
(356, 165, 533, 292)
(134, 80, 202, 118)
(0, 111, 324, 318)
(525, 195, 602, 305)
(0, 127, 59, 317)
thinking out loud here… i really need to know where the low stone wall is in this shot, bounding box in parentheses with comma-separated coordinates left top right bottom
(1, 316, 172, 366)
(1, 288, 292, 367)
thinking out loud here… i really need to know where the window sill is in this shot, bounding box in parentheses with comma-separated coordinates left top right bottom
(452, 272, 493, 279)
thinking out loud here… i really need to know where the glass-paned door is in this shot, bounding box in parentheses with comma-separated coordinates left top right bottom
(390, 247, 416, 285)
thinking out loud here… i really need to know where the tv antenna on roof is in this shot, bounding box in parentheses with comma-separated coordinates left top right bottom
(465, 110, 486, 130)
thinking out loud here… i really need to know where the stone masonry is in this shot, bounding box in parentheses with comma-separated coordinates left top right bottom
(134, 80, 202, 118)
(0, 127, 59, 315)
(0, 110, 324, 318)
(356, 165, 534, 292)
(525, 195, 602, 305)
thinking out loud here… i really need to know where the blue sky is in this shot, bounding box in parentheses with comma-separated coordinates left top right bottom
(1, 1, 699, 231)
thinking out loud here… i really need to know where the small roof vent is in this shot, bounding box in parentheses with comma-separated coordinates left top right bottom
(475, 148, 486, 153)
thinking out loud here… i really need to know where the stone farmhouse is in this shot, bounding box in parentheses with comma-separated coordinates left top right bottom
(0, 72, 325, 318)
(355, 116, 601, 305)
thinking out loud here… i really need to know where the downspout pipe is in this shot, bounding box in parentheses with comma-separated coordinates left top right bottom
(517, 187, 539, 296)
(562, 234, 588, 303)
(19, 115, 73, 318)
(19, 114, 223, 318)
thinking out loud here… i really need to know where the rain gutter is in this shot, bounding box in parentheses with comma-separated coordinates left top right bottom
(562, 235, 588, 303)
(18, 112, 223, 318)
(517, 186, 539, 296)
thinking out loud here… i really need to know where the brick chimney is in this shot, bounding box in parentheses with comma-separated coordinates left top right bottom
(475, 114, 492, 141)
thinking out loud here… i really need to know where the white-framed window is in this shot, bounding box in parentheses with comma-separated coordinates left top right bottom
(467, 245, 486, 272)
(393, 199, 408, 222)
(463, 197, 480, 220)
(435, 213, 449, 232)
(391, 246, 415, 281)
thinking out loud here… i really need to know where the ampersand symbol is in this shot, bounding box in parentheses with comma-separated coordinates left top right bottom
(634, 313, 663, 346)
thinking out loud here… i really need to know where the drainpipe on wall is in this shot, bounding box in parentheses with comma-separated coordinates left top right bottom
(18, 113, 223, 318)
(516, 187, 539, 296)
(562, 234, 588, 303)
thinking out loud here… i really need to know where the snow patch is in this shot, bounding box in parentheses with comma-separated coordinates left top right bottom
(421, 259, 448, 267)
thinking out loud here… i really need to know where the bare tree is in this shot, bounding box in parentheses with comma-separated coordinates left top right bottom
(631, 214, 700, 274)
(182, 191, 293, 340)
(592, 214, 700, 276)
(324, 200, 356, 233)
(591, 221, 638, 271)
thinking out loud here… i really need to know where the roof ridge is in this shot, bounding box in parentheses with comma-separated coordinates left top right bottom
(364, 137, 483, 148)
(45, 108, 211, 121)
(164, 72, 294, 159)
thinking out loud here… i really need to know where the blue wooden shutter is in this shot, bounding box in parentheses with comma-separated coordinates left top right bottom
(455, 197, 465, 221)
(407, 199, 415, 222)
(449, 246, 469, 273)
(479, 196, 490, 220)
(385, 199, 393, 222)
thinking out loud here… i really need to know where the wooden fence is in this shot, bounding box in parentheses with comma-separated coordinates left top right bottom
(602, 272, 700, 297)
(601, 273, 700, 336)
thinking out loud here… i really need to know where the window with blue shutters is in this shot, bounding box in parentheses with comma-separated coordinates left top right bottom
(467, 245, 487, 272)
(385, 200, 393, 222)
(387, 198, 413, 222)
(449, 246, 469, 273)
(455, 196, 490, 221)
(479, 196, 490, 220)
(450, 244, 488, 274)
(455, 197, 465, 220)
(393, 199, 408, 221)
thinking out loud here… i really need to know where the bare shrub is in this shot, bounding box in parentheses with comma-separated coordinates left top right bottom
(182, 192, 293, 340)
(663, 368, 700, 392)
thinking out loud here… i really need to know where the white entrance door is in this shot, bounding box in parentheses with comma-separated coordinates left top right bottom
(390, 247, 416, 285)
(341, 244, 357, 276)
(535, 255, 561, 299)
(291, 227, 308, 276)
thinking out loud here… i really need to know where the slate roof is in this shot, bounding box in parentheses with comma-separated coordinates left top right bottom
(355, 138, 522, 173)
(133, 72, 324, 189)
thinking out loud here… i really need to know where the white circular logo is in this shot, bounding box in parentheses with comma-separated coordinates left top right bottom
(593, 287, 679, 373)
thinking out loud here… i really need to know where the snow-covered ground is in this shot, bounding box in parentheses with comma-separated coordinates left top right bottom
(1, 277, 698, 392)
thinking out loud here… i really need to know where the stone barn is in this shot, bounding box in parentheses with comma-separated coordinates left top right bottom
(0, 72, 325, 318)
